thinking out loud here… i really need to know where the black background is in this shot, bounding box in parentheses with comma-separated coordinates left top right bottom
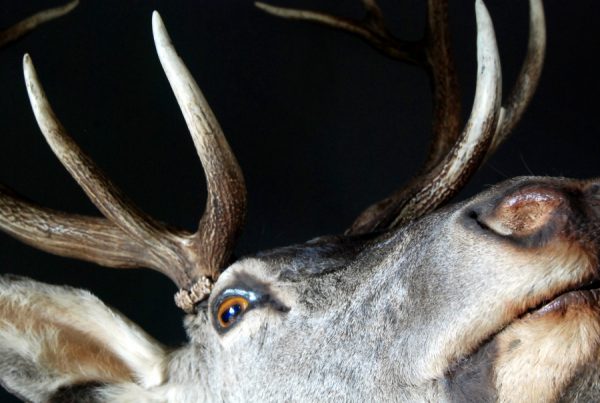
(0, 1, 599, 400)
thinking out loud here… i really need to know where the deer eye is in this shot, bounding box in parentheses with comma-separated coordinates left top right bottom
(217, 296, 250, 328)
(212, 287, 286, 332)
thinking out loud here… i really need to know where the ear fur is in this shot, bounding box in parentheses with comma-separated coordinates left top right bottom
(0, 275, 167, 402)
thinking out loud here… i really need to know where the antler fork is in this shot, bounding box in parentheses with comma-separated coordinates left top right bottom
(257, 0, 545, 234)
(0, 13, 246, 313)
(0, 0, 544, 312)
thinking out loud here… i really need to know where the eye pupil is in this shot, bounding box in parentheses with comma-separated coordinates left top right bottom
(222, 304, 241, 324)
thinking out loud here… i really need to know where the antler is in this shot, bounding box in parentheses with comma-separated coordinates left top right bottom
(0, 0, 544, 312)
(0, 13, 246, 313)
(0, 0, 79, 48)
(257, 0, 545, 234)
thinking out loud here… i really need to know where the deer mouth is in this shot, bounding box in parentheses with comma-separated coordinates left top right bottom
(527, 280, 600, 318)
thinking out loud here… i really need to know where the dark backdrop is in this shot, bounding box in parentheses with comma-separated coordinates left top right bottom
(0, 1, 599, 400)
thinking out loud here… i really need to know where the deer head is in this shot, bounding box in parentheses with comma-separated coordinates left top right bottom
(1, 0, 599, 401)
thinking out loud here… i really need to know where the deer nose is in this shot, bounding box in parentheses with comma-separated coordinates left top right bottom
(474, 178, 600, 246)
(480, 185, 567, 238)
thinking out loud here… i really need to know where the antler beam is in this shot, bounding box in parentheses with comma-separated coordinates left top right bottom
(0, 184, 150, 269)
(0, 0, 544, 312)
(255, 0, 460, 172)
(257, 0, 545, 234)
(368, 0, 501, 228)
(349, 0, 545, 233)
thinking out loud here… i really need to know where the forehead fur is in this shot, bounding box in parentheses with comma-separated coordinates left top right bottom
(244, 233, 377, 280)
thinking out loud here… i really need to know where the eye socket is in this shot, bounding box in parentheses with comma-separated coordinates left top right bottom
(217, 296, 250, 328)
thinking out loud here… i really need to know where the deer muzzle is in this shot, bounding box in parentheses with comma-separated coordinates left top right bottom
(476, 177, 600, 316)
(448, 178, 600, 401)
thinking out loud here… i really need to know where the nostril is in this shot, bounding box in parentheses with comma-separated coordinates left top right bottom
(467, 209, 493, 231)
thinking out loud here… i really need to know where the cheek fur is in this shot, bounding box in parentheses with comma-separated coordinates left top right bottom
(493, 303, 600, 402)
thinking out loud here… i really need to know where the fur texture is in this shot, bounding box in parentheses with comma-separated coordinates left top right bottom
(0, 276, 167, 402)
(1, 177, 600, 402)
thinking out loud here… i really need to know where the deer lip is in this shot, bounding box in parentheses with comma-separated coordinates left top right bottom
(528, 281, 600, 317)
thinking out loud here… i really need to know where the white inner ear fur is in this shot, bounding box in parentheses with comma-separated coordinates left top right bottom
(0, 276, 167, 388)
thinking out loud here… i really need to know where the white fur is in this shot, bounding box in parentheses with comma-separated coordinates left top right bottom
(0, 276, 168, 401)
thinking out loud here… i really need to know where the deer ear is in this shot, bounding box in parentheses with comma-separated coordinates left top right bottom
(0, 275, 167, 402)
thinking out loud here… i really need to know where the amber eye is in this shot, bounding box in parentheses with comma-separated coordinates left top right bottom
(217, 296, 250, 328)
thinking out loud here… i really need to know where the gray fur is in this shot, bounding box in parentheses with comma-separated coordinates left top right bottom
(1, 176, 600, 401)
(164, 177, 600, 401)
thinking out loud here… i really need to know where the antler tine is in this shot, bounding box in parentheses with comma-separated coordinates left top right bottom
(2, 14, 246, 313)
(0, 185, 152, 269)
(152, 13, 247, 310)
(23, 54, 194, 288)
(0, 14, 246, 313)
(349, 0, 502, 234)
(255, 1, 423, 65)
(0, 0, 79, 48)
(489, 0, 545, 156)
(348, 0, 543, 234)
(422, 0, 461, 172)
(257, 0, 543, 235)
(0, 1, 174, 280)
(255, 0, 463, 226)
(254, 0, 462, 156)
(392, 0, 501, 223)
(348, 0, 544, 233)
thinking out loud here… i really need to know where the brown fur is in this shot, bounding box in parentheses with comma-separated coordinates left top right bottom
(0, 301, 133, 383)
(494, 301, 600, 402)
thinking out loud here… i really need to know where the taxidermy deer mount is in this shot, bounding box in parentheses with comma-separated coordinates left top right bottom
(1, 0, 600, 401)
